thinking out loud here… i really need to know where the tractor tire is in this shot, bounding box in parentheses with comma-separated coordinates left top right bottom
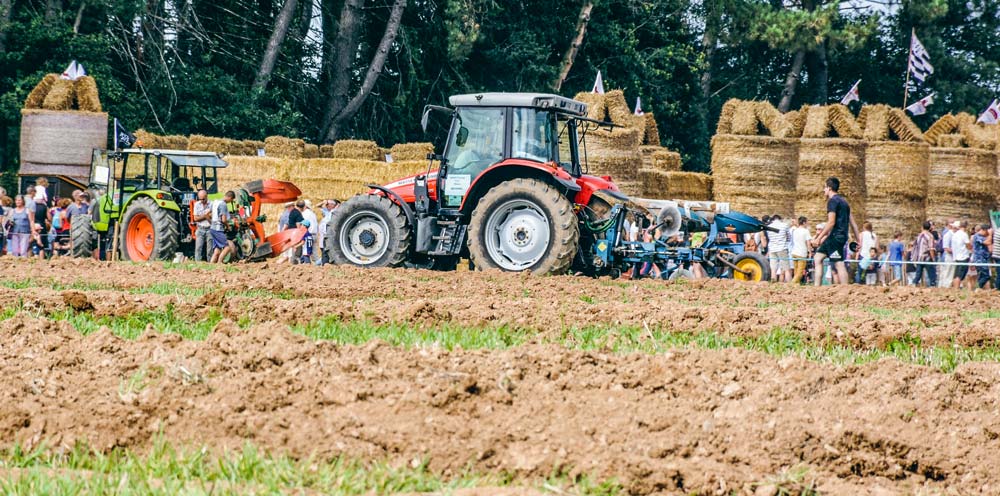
(70, 217, 96, 258)
(119, 197, 179, 262)
(327, 194, 410, 268)
(732, 252, 771, 282)
(468, 178, 579, 275)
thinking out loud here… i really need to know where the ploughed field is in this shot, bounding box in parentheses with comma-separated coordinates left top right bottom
(1, 258, 1000, 494)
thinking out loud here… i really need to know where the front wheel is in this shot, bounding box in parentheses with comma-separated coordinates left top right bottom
(732, 252, 771, 282)
(467, 178, 579, 275)
(327, 194, 410, 267)
(119, 197, 179, 262)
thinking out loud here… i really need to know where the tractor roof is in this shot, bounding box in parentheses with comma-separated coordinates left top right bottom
(121, 149, 229, 168)
(449, 93, 587, 117)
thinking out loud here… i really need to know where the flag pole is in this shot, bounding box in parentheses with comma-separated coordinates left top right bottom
(903, 27, 914, 108)
(113, 118, 119, 151)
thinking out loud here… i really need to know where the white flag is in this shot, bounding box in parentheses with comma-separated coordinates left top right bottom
(905, 92, 935, 116)
(633, 97, 643, 115)
(60, 60, 86, 81)
(592, 70, 605, 94)
(839, 79, 861, 105)
(977, 99, 1000, 124)
(909, 33, 934, 83)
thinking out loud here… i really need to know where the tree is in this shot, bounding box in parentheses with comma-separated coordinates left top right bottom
(254, 0, 300, 92)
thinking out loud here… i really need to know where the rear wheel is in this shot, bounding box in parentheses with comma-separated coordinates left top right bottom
(327, 194, 410, 267)
(468, 178, 579, 275)
(70, 217, 96, 258)
(732, 252, 770, 282)
(119, 196, 179, 262)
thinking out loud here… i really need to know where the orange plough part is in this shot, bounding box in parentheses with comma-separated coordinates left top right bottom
(246, 179, 305, 259)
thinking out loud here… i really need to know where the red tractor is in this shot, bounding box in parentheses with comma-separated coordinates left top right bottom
(325, 93, 770, 279)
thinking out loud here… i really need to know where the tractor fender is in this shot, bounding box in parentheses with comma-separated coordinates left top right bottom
(459, 160, 580, 214)
(368, 184, 416, 231)
(125, 191, 182, 213)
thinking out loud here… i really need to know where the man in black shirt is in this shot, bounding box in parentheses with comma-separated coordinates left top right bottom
(810, 177, 860, 285)
(287, 200, 304, 230)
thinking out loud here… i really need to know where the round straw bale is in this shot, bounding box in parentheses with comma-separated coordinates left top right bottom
(74, 76, 102, 112)
(716, 98, 740, 135)
(795, 138, 866, 223)
(19, 109, 108, 167)
(42, 79, 76, 111)
(24, 74, 58, 109)
(864, 141, 930, 241)
(711, 134, 798, 218)
(926, 147, 998, 224)
(923, 113, 957, 146)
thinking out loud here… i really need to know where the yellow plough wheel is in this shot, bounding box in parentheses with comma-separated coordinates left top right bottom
(732, 252, 770, 282)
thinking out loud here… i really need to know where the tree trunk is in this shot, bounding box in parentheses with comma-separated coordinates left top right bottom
(778, 49, 806, 112)
(322, 0, 406, 142)
(318, 0, 366, 141)
(253, 0, 299, 91)
(807, 42, 829, 103)
(551, 1, 593, 92)
(0, 0, 12, 53)
(72, 1, 85, 34)
(44, 0, 62, 23)
(699, 25, 715, 99)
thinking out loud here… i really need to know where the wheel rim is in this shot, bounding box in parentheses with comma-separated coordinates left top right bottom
(484, 199, 550, 271)
(339, 211, 391, 265)
(734, 258, 763, 281)
(126, 212, 155, 261)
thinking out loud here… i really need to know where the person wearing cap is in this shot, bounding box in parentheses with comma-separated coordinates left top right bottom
(950, 220, 972, 289)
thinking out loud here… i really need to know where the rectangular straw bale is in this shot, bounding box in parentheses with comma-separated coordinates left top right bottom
(264, 136, 306, 159)
(802, 105, 831, 138)
(729, 100, 760, 135)
(303, 144, 320, 159)
(923, 113, 957, 146)
(74, 76, 102, 112)
(389, 142, 434, 161)
(42, 79, 76, 111)
(573, 92, 607, 121)
(244, 140, 265, 155)
(639, 170, 712, 201)
(859, 105, 890, 141)
(643, 113, 660, 145)
(828, 104, 862, 139)
(319, 144, 336, 158)
(134, 129, 189, 150)
(754, 101, 788, 137)
(331, 139, 382, 160)
(603, 90, 633, 126)
(24, 74, 58, 109)
(856, 106, 870, 130)
(783, 108, 807, 138)
(937, 134, 964, 148)
(887, 108, 924, 142)
(716, 98, 741, 135)
(958, 120, 997, 150)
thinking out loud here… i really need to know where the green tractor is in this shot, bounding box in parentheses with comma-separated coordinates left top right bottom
(72, 148, 228, 261)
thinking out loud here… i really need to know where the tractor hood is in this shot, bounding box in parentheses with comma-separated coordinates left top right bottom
(378, 170, 439, 204)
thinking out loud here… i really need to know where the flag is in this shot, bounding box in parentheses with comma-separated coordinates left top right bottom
(114, 118, 137, 149)
(633, 97, 643, 115)
(908, 33, 934, 83)
(592, 70, 605, 94)
(60, 60, 86, 81)
(905, 92, 935, 116)
(978, 99, 1000, 124)
(840, 79, 861, 105)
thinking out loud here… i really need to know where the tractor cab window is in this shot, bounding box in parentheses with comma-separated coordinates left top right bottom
(120, 154, 155, 191)
(511, 108, 557, 164)
(444, 107, 505, 175)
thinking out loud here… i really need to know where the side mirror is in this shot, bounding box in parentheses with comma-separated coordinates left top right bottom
(456, 127, 469, 147)
(420, 108, 431, 133)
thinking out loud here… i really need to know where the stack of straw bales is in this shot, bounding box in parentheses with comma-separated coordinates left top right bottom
(135, 129, 190, 150)
(921, 113, 998, 224)
(795, 104, 867, 224)
(640, 146, 681, 172)
(188, 135, 260, 156)
(264, 136, 307, 159)
(330, 140, 382, 160)
(20, 73, 108, 182)
(573, 90, 644, 195)
(710, 99, 799, 218)
(638, 171, 712, 201)
(858, 105, 929, 241)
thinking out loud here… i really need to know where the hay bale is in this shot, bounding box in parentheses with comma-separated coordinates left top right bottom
(573, 92, 608, 121)
(19, 109, 108, 173)
(784, 108, 808, 139)
(711, 134, 798, 218)
(640, 146, 681, 172)
(604, 90, 633, 126)
(796, 138, 866, 224)
(864, 141, 930, 241)
(927, 147, 998, 224)
(319, 144, 336, 158)
(264, 136, 306, 159)
(730, 100, 760, 135)
(887, 108, 924, 142)
(331, 139, 382, 160)
(716, 98, 740, 135)
(802, 106, 831, 139)
(41, 79, 75, 111)
(754, 101, 788, 138)
(244, 140, 265, 155)
(389, 142, 434, 161)
(74, 76, 102, 112)
(24, 74, 58, 109)
(828, 104, 862, 139)
(303, 144, 320, 159)
(642, 113, 660, 145)
(134, 129, 189, 150)
(937, 134, 964, 148)
(957, 117, 997, 150)
(639, 170, 712, 201)
(923, 113, 957, 146)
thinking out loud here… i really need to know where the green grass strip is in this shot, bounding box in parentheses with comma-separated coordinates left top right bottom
(0, 439, 622, 495)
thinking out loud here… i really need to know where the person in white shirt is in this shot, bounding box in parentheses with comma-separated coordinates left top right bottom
(950, 220, 972, 289)
(33, 177, 49, 207)
(939, 221, 955, 288)
(859, 222, 877, 258)
(790, 216, 813, 284)
(766, 214, 791, 282)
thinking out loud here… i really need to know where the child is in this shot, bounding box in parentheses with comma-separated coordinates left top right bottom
(862, 247, 879, 285)
(298, 219, 314, 265)
(877, 244, 890, 286)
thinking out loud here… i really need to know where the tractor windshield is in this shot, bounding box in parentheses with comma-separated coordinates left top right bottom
(444, 107, 505, 175)
(511, 108, 558, 164)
